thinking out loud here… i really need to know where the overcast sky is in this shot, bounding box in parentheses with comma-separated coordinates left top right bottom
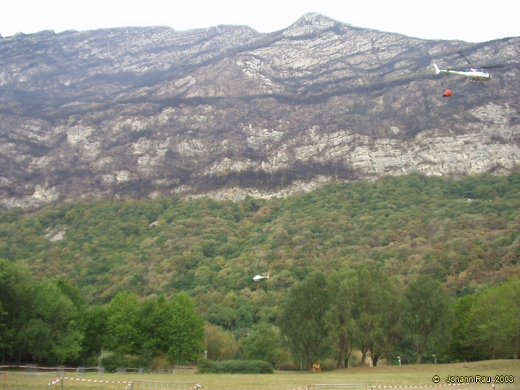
(1, 0, 519, 43)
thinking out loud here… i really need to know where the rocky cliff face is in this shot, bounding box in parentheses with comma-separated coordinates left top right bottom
(1, 13, 520, 208)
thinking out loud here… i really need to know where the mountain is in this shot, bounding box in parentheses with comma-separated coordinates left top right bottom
(1, 13, 520, 209)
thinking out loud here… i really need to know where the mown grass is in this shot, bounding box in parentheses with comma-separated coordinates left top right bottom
(3, 360, 519, 390)
(188, 360, 520, 390)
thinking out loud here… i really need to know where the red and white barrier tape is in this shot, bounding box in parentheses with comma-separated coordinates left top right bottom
(48, 377, 202, 389)
(48, 376, 134, 388)
(48, 377, 62, 386)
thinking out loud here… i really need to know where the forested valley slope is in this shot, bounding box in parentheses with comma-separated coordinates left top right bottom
(1, 173, 520, 367)
(2, 12, 520, 371)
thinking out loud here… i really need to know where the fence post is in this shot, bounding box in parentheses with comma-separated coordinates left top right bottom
(60, 376, 64, 390)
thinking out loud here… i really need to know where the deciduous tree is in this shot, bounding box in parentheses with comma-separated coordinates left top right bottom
(468, 277, 520, 359)
(167, 293, 204, 364)
(326, 269, 357, 369)
(241, 322, 288, 366)
(16, 279, 82, 364)
(344, 266, 402, 366)
(105, 291, 141, 355)
(401, 275, 453, 363)
(204, 323, 239, 361)
(278, 271, 330, 371)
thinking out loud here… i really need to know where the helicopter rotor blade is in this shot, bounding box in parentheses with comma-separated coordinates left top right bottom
(456, 51, 506, 69)
(458, 51, 472, 65)
(480, 64, 505, 69)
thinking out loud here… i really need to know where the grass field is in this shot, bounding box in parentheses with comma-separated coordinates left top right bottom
(188, 360, 520, 390)
(2, 360, 519, 390)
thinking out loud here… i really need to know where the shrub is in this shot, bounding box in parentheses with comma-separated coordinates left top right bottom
(149, 353, 171, 371)
(99, 352, 148, 373)
(198, 360, 273, 374)
(320, 359, 337, 371)
(197, 360, 213, 373)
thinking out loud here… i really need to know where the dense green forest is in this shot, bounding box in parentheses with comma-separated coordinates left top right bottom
(1, 172, 520, 368)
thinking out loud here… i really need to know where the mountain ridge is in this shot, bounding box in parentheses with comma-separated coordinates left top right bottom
(1, 13, 520, 208)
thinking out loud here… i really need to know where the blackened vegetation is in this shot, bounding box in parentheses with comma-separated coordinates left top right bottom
(199, 163, 357, 192)
(0, 15, 520, 207)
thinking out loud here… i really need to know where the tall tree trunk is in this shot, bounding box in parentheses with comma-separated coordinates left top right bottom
(360, 346, 368, 366)
(369, 344, 381, 367)
(305, 344, 313, 372)
(416, 342, 424, 364)
(345, 351, 352, 368)
(336, 332, 347, 369)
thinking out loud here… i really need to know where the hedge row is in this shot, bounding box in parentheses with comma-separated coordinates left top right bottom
(197, 360, 273, 374)
(99, 353, 148, 372)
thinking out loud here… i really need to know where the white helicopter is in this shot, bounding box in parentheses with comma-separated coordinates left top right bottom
(253, 273, 270, 282)
(433, 63, 493, 82)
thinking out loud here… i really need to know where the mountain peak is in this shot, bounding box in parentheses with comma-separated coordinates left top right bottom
(283, 12, 339, 37)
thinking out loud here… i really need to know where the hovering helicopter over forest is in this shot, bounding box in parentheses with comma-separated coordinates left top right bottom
(253, 273, 269, 282)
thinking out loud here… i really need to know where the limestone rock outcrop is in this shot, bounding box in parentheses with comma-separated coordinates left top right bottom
(1, 14, 519, 208)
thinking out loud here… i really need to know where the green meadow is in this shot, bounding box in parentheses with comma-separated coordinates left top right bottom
(175, 361, 520, 389)
(4, 360, 518, 390)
